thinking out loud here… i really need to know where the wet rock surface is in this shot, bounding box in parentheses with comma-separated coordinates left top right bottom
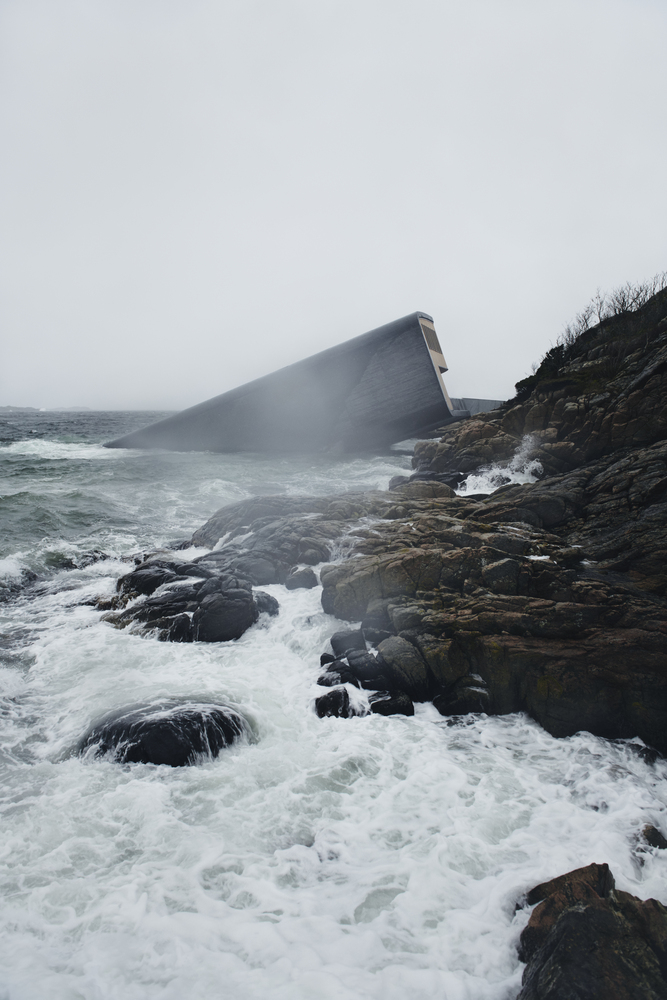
(77, 702, 249, 766)
(516, 862, 667, 999)
(100, 552, 280, 643)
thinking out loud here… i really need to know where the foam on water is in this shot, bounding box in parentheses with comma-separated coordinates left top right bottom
(1, 414, 666, 999)
(0, 439, 121, 461)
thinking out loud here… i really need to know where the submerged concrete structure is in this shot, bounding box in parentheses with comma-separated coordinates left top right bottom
(106, 312, 501, 453)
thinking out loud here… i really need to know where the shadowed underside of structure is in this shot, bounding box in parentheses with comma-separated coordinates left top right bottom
(106, 312, 497, 454)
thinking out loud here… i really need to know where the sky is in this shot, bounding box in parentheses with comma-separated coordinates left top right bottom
(1, 0, 666, 411)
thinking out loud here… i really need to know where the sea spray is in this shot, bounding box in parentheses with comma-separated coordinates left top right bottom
(456, 434, 543, 495)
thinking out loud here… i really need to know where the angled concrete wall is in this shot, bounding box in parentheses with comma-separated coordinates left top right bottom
(107, 312, 458, 453)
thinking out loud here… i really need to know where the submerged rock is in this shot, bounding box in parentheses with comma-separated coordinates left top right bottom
(77, 703, 249, 766)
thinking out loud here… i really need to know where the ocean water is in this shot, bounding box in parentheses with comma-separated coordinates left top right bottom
(0, 411, 665, 1000)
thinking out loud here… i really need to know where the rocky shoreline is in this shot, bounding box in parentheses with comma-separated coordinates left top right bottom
(92, 284, 667, 996)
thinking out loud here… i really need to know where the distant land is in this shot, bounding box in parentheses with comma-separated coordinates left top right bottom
(1, 406, 95, 413)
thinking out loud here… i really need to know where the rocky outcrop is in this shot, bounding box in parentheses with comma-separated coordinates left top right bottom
(77, 702, 249, 766)
(413, 286, 667, 479)
(307, 287, 667, 742)
(516, 863, 667, 998)
(99, 285, 667, 744)
(100, 555, 279, 642)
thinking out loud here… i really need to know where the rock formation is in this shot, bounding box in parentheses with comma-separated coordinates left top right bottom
(516, 862, 667, 998)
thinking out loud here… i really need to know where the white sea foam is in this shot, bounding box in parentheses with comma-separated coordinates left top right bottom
(457, 435, 543, 496)
(0, 438, 120, 461)
(0, 567, 665, 999)
(0, 554, 25, 583)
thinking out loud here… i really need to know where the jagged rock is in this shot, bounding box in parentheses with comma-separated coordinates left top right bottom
(516, 862, 667, 999)
(157, 613, 193, 642)
(643, 825, 667, 850)
(315, 687, 354, 718)
(482, 558, 520, 594)
(344, 649, 396, 690)
(317, 668, 357, 688)
(78, 703, 248, 766)
(524, 863, 616, 908)
(330, 629, 367, 657)
(105, 554, 278, 642)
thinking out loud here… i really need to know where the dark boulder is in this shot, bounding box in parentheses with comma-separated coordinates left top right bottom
(193, 590, 258, 642)
(254, 590, 280, 617)
(78, 702, 248, 766)
(285, 567, 318, 590)
(117, 564, 178, 597)
(433, 674, 491, 716)
(330, 629, 367, 657)
(524, 863, 616, 908)
(315, 687, 356, 718)
(376, 636, 431, 701)
(345, 649, 385, 680)
(157, 613, 193, 642)
(362, 627, 394, 646)
(342, 650, 396, 691)
(318, 667, 360, 688)
(175, 562, 216, 579)
(369, 691, 414, 716)
(320, 652, 336, 667)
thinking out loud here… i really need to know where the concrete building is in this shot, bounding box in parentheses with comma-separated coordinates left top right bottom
(106, 313, 502, 453)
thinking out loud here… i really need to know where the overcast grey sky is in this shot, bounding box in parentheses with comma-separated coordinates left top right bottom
(1, 0, 666, 410)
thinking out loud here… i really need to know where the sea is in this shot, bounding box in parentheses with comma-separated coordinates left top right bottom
(0, 410, 665, 1000)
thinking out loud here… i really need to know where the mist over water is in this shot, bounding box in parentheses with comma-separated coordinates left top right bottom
(1, 412, 666, 999)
